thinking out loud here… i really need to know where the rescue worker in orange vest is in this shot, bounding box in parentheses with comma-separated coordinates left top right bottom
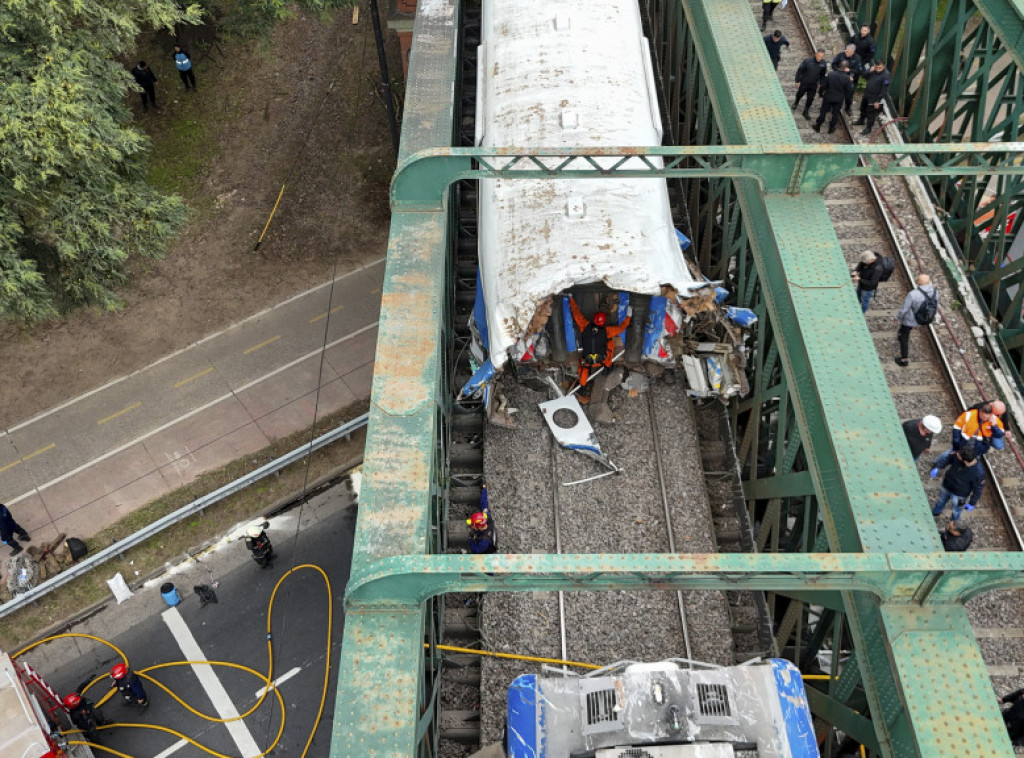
(931, 400, 1006, 474)
(568, 296, 631, 392)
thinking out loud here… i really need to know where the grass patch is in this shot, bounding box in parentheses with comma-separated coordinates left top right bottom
(0, 401, 368, 651)
(146, 108, 209, 196)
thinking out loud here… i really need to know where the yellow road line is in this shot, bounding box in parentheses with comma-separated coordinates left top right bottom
(0, 442, 57, 473)
(174, 367, 214, 388)
(97, 402, 142, 426)
(243, 335, 281, 355)
(309, 305, 345, 324)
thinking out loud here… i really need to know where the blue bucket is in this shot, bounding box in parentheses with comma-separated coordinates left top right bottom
(161, 582, 181, 607)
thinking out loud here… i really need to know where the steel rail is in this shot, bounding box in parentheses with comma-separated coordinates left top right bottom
(0, 413, 369, 620)
(788, 0, 1024, 552)
(647, 395, 694, 663)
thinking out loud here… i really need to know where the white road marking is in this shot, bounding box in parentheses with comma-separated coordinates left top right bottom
(2, 256, 386, 436)
(153, 738, 189, 758)
(254, 666, 302, 698)
(7, 321, 378, 506)
(162, 607, 262, 758)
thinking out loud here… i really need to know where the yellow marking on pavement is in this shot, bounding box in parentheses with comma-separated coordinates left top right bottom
(0, 442, 57, 473)
(243, 335, 281, 355)
(309, 305, 345, 324)
(174, 367, 214, 388)
(97, 402, 142, 426)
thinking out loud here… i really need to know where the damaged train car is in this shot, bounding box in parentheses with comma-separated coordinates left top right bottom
(460, 0, 755, 427)
(459, 0, 754, 417)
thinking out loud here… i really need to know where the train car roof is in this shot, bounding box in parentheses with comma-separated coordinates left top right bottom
(477, 0, 703, 366)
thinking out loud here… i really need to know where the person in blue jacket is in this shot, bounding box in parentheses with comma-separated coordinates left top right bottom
(172, 44, 197, 91)
(930, 446, 985, 521)
(0, 504, 30, 556)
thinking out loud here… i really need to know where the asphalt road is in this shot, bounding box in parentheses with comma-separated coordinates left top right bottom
(33, 480, 357, 758)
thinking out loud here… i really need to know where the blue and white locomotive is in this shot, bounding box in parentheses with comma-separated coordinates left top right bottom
(507, 659, 819, 758)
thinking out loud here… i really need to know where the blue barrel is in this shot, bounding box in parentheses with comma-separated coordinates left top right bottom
(161, 582, 181, 607)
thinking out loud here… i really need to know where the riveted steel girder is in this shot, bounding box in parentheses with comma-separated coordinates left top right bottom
(389, 144, 1024, 210)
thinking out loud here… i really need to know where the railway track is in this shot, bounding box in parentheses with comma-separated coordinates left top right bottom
(760, 0, 1024, 710)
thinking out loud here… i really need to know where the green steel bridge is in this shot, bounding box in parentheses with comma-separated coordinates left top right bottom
(332, 1, 1024, 755)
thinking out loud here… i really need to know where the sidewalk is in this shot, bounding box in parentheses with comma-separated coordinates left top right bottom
(0, 258, 384, 548)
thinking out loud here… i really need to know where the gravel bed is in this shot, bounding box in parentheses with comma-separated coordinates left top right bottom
(476, 374, 734, 742)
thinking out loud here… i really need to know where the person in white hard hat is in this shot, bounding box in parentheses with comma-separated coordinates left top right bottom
(902, 415, 942, 461)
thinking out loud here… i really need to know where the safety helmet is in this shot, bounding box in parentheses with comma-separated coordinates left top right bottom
(467, 512, 488, 529)
(63, 693, 82, 709)
(593, 312, 607, 326)
(111, 663, 128, 680)
(246, 522, 266, 539)
(992, 400, 1007, 416)
(921, 415, 942, 434)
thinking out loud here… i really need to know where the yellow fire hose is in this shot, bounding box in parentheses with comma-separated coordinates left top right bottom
(15, 564, 331, 758)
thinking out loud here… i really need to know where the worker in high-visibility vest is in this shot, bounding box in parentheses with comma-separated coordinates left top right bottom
(761, 0, 783, 31)
(931, 401, 1006, 474)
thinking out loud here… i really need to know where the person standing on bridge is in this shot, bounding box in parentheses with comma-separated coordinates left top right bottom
(568, 296, 631, 396)
(930, 445, 984, 522)
(940, 517, 973, 552)
(894, 273, 938, 367)
(761, 0, 784, 31)
(848, 24, 877, 89)
(813, 60, 853, 134)
(932, 401, 1006, 469)
(830, 45, 863, 115)
(793, 49, 827, 119)
(0, 503, 30, 556)
(763, 30, 790, 71)
(853, 60, 891, 136)
(851, 250, 885, 312)
(903, 415, 942, 461)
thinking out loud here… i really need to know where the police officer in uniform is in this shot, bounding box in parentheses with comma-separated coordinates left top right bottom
(853, 60, 891, 135)
(830, 45, 863, 114)
(793, 49, 827, 119)
(813, 61, 854, 134)
(847, 24, 877, 88)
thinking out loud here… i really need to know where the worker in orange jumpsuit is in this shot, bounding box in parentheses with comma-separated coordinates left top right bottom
(568, 296, 631, 390)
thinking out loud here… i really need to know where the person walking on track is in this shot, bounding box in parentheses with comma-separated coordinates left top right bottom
(894, 273, 938, 366)
(793, 49, 827, 119)
(813, 61, 854, 134)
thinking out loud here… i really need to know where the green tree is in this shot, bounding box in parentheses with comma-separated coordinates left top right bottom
(0, 0, 201, 321)
(200, 0, 353, 40)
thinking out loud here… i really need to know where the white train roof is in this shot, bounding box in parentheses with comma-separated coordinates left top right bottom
(477, 0, 703, 366)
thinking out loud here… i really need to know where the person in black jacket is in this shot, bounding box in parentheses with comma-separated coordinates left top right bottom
(940, 518, 973, 552)
(763, 30, 790, 70)
(851, 250, 884, 312)
(1001, 688, 1024, 746)
(793, 49, 827, 118)
(130, 61, 158, 112)
(814, 61, 854, 134)
(830, 45, 863, 114)
(848, 24, 876, 88)
(853, 61, 890, 135)
(930, 445, 985, 521)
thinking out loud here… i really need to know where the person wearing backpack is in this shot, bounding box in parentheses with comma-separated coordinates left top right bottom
(851, 250, 889, 313)
(895, 273, 937, 366)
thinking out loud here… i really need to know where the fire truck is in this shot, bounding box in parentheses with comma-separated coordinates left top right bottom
(0, 651, 92, 757)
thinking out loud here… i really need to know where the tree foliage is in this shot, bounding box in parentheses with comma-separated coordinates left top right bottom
(0, 0, 202, 321)
(199, 0, 353, 40)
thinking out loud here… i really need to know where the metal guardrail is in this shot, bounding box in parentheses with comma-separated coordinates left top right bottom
(0, 413, 369, 619)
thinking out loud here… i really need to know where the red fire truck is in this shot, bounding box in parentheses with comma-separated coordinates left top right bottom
(0, 651, 91, 757)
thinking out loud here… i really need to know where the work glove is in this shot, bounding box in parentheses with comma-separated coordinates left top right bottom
(627, 305, 633, 318)
(929, 467, 939, 479)
(964, 504, 976, 511)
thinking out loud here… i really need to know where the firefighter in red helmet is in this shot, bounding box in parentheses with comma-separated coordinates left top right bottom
(63, 691, 106, 741)
(111, 662, 149, 706)
(568, 296, 631, 392)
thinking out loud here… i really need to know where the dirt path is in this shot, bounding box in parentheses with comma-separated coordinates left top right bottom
(0, 8, 396, 429)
